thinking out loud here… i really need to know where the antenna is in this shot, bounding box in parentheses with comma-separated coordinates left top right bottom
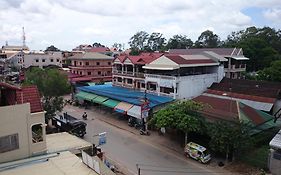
(22, 27, 26, 47)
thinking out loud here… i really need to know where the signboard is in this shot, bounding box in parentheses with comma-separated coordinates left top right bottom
(98, 132, 107, 146)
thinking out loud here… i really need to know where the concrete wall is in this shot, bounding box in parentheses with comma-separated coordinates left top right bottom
(24, 52, 62, 68)
(0, 103, 46, 163)
(269, 149, 281, 175)
(178, 73, 218, 99)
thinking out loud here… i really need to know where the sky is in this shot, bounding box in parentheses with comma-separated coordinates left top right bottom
(0, 0, 281, 51)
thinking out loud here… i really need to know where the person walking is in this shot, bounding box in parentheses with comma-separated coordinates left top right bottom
(82, 112, 87, 120)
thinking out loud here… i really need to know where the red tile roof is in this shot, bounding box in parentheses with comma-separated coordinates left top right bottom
(169, 48, 243, 56)
(16, 86, 43, 113)
(206, 89, 276, 103)
(209, 78, 281, 99)
(89, 47, 110, 53)
(165, 54, 217, 65)
(115, 53, 163, 65)
(193, 95, 239, 122)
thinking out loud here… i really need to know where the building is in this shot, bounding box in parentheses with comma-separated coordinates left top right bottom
(0, 82, 46, 163)
(112, 52, 163, 91)
(89, 47, 113, 56)
(68, 52, 113, 83)
(23, 51, 63, 68)
(169, 48, 249, 79)
(113, 52, 226, 99)
(207, 78, 281, 115)
(0, 82, 115, 175)
(269, 129, 281, 175)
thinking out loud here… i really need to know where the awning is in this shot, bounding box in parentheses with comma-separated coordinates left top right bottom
(102, 99, 120, 108)
(230, 56, 250, 60)
(114, 102, 133, 114)
(75, 91, 97, 101)
(127, 105, 141, 119)
(92, 95, 108, 104)
(143, 65, 179, 70)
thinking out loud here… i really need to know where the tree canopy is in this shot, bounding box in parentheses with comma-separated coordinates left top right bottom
(24, 67, 71, 119)
(257, 60, 281, 82)
(45, 45, 60, 52)
(195, 30, 221, 48)
(166, 35, 193, 49)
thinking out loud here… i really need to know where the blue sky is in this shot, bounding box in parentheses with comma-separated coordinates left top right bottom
(0, 0, 280, 51)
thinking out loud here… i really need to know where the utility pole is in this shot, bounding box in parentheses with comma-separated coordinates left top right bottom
(136, 164, 140, 175)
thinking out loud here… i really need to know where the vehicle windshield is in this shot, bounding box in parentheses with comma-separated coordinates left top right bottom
(203, 150, 210, 156)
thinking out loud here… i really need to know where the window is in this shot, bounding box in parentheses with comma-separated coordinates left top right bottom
(35, 59, 39, 62)
(98, 71, 101, 75)
(108, 62, 111, 65)
(0, 133, 19, 153)
(88, 72, 91, 75)
(107, 71, 111, 75)
(117, 77, 122, 82)
(57, 59, 59, 62)
(42, 59, 45, 62)
(80, 71, 82, 75)
(127, 79, 133, 84)
(32, 124, 43, 143)
(80, 62, 82, 65)
(50, 59, 54, 62)
(96, 62, 100, 66)
(141, 83, 145, 88)
(85, 62, 89, 66)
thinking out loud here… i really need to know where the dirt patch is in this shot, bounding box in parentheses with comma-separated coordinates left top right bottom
(223, 162, 266, 175)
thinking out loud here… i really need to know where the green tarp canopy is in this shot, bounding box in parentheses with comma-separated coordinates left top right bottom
(75, 91, 97, 101)
(102, 99, 120, 108)
(92, 95, 108, 104)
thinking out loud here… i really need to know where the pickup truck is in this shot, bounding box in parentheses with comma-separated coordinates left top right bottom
(52, 113, 87, 138)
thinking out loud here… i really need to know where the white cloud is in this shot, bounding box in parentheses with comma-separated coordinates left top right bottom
(0, 0, 280, 50)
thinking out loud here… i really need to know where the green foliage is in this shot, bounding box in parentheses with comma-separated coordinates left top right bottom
(257, 60, 281, 82)
(224, 26, 281, 72)
(24, 67, 71, 118)
(45, 45, 60, 52)
(195, 30, 221, 48)
(166, 35, 193, 49)
(151, 100, 205, 133)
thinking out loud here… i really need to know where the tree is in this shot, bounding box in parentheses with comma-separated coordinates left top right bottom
(147, 32, 166, 51)
(24, 67, 71, 120)
(45, 45, 60, 52)
(207, 121, 252, 162)
(92, 42, 105, 48)
(112, 43, 123, 51)
(257, 60, 281, 82)
(151, 100, 205, 145)
(195, 30, 221, 48)
(128, 31, 149, 51)
(166, 35, 193, 49)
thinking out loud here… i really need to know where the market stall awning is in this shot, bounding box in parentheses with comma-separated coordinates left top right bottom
(127, 105, 141, 119)
(92, 95, 108, 104)
(114, 102, 133, 114)
(102, 99, 120, 108)
(75, 91, 97, 101)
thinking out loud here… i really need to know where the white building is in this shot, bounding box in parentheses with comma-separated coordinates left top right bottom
(269, 129, 281, 175)
(113, 52, 227, 99)
(24, 51, 63, 68)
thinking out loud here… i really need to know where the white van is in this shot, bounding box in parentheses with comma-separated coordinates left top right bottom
(184, 142, 211, 163)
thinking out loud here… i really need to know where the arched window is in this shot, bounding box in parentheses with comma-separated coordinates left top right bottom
(32, 124, 43, 143)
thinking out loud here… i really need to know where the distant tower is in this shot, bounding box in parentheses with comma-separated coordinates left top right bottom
(22, 27, 26, 47)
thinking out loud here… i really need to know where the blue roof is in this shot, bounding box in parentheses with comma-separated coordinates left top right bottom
(78, 84, 174, 108)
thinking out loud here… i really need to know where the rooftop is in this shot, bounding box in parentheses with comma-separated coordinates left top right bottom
(169, 48, 244, 57)
(69, 52, 113, 60)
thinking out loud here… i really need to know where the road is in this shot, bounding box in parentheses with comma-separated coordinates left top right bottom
(64, 105, 227, 175)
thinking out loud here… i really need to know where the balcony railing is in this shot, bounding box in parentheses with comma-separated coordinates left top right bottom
(112, 70, 145, 78)
(145, 74, 177, 80)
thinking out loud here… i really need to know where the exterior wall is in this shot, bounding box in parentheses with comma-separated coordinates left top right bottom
(269, 149, 281, 175)
(69, 59, 112, 82)
(178, 73, 218, 99)
(0, 103, 46, 163)
(24, 52, 62, 68)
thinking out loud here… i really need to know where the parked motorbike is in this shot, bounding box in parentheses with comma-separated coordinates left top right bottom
(139, 129, 150, 136)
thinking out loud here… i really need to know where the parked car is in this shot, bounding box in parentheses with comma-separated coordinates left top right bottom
(52, 112, 87, 138)
(184, 142, 211, 163)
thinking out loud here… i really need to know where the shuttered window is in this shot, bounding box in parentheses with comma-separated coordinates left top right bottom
(0, 133, 19, 153)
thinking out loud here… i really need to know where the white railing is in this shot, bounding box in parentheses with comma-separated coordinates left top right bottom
(145, 74, 177, 80)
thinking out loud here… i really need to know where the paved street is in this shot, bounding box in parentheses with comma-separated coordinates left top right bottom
(64, 105, 235, 175)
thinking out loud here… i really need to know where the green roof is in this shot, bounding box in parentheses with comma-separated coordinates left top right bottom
(102, 99, 120, 108)
(92, 95, 108, 104)
(75, 91, 97, 101)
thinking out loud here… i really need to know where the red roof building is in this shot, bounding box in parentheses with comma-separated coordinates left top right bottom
(0, 82, 43, 113)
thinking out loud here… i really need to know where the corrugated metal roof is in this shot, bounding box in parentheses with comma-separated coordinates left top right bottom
(270, 130, 281, 149)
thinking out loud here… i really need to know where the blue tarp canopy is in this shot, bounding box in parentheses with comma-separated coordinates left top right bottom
(78, 84, 173, 108)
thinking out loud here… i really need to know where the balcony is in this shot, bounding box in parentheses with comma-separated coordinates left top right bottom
(224, 64, 246, 72)
(112, 70, 145, 78)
